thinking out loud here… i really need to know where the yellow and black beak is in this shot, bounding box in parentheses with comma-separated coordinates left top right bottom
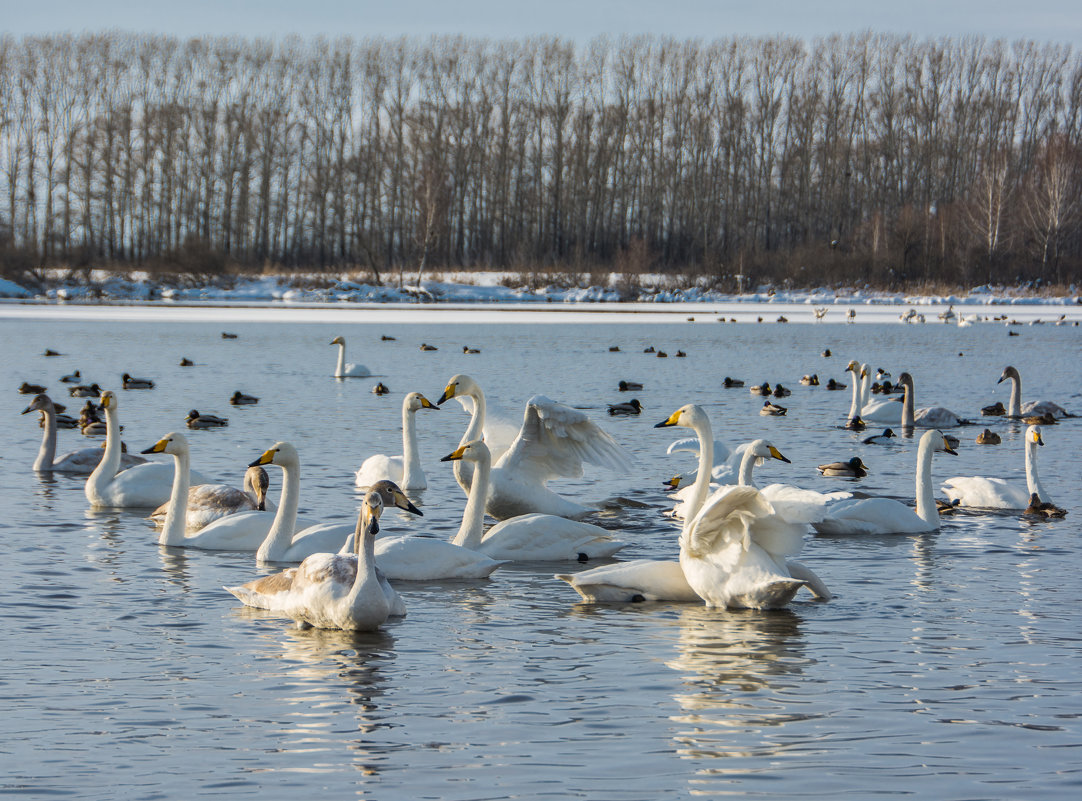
(141, 437, 170, 455)
(249, 448, 278, 467)
(100, 394, 112, 409)
(663, 475, 682, 490)
(1034, 430, 1044, 446)
(768, 445, 791, 464)
(391, 488, 423, 516)
(436, 382, 456, 405)
(942, 437, 958, 456)
(419, 395, 439, 410)
(441, 444, 467, 462)
(654, 410, 682, 428)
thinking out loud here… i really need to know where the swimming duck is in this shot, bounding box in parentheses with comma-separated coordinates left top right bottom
(750, 382, 772, 396)
(122, 373, 155, 389)
(818, 457, 868, 478)
(618, 380, 643, 391)
(772, 384, 791, 398)
(643, 346, 655, 353)
(862, 428, 895, 445)
(845, 416, 867, 431)
(825, 378, 846, 390)
(420, 343, 438, 351)
(656, 350, 668, 358)
(185, 410, 229, 429)
(230, 390, 259, 405)
(179, 358, 194, 367)
(976, 429, 1001, 445)
(381, 335, 396, 341)
(760, 401, 787, 416)
(822, 349, 832, 357)
(981, 401, 1006, 416)
(462, 345, 481, 354)
(608, 345, 620, 352)
(69, 383, 102, 398)
(800, 374, 819, 386)
(723, 377, 744, 388)
(43, 349, 61, 357)
(675, 350, 686, 357)
(60, 370, 81, 383)
(608, 399, 643, 416)
(19, 381, 47, 394)
(1024, 493, 1067, 519)
(1022, 412, 1057, 426)
(372, 382, 390, 395)
(330, 336, 370, 377)
(776, 315, 788, 323)
(221, 332, 238, 339)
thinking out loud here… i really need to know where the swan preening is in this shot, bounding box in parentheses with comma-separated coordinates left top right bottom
(23, 393, 146, 473)
(437, 374, 630, 520)
(941, 425, 1052, 510)
(330, 335, 370, 378)
(997, 366, 1072, 419)
(355, 392, 439, 490)
(226, 491, 403, 631)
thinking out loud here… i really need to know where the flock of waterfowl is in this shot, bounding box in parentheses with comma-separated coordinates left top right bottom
(17, 331, 1073, 632)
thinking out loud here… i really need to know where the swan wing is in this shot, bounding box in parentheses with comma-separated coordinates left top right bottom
(684, 486, 806, 564)
(495, 395, 631, 483)
(760, 483, 853, 524)
(355, 454, 404, 488)
(941, 476, 1029, 509)
(556, 559, 701, 602)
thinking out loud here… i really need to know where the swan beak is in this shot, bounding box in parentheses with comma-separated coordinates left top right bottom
(441, 445, 467, 462)
(997, 371, 1008, 384)
(663, 475, 681, 490)
(391, 488, 423, 516)
(654, 410, 681, 428)
(330, 336, 342, 345)
(1034, 431, 1044, 446)
(419, 395, 439, 410)
(141, 438, 169, 454)
(363, 512, 380, 538)
(20, 405, 33, 415)
(100, 394, 112, 409)
(769, 445, 791, 463)
(861, 367, 869, 378)
(846, 360, 858, 372)
(249, 448, 278, 467)
(437, 383, 456, 404)
(942, 437, 958, 455)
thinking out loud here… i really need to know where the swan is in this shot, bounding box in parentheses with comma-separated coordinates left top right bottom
(438, 374, 630, 519)
(84, 391, 210, 508)
(812, 429, 957, 534)
(558, 405, 830, 607)
(443, 440, 626, 561)
(858, 361, 908, 424)
(22, 393, 146, 474)
(330, 335, 370, 378)
(896, 372, 969, 428)
(997, 366, 1072, 419)
(355, 392, 440, 490)
(435, 373, 520, 492)
(225, 492, 400, 631)
(149, 463, 272, 531)
(941, 425, 1050, 509)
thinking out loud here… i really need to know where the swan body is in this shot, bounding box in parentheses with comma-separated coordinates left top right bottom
(355, 392, 439, 490)
(556, 560, 701, 602)
(444, 440, 626, 561)
(225, 492, 400, 630)
(813, 429, 957, 535)
(149, 465, 272, 531)
(438, 375, 631, 519)
(85, 392, 210, 508)
(22, 393, 146, 473)
(998, 366, 1071, 418)
(330, 335, 370, 378)
(941, 425, 1050, 509)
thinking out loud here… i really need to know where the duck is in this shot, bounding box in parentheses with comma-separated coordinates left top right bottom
(355, 392, 440, 490)
(122, 373, 155, 390)
(981, 401, 1006, 416)
(822, 349, 832, 357)
(818, 457, 868, 478)
(144, 434, 270, 532)
(845, 416, 867, 431)
(419, 343, 438, 351)
(656, 350, 668, 358)
(60, 370, 81, 383)
(1024, 493, 1067, 519)
(43, 348, 61, 357)
(19, 381, 47, 394)
(225, 492, 401, 631)
(813, 430, 958, 534)
(608, 345, 620, 352)
(938, 304, 956, 323)
(825, 378, 846, 390)
(862, 428, 896, 445)
(179, 358, 194, 367)
(618, 380, 643, 391)
(723, 377, 744, 388)
(941, 425, 1051, 509)
(1022, 412, 1057, 425)
(84, 391, 210, 508)
(976, 428, 1001, 445)
(800, 374, 819, 386)
(230, 390, 259, 405)
(607, 399, 642, 416)
(372, 382, 390, 395)
(185, 410, 228, 429)
(760, 401, 787, 416)
(221, 332, 238, 339)
(381, 335, 396, 341)
(437, 374, 630, 519)
(875, 368, 892, 381)
(772, 384, 791, 398)
(557, 406, 830, 608)
(442, 440, 626, 561)
(329, 335, 370, 378)
(53, 411, 79, 429)
(69, 383, 102, 398)
(997, 366, 1073, 418)
(22, 393, 146, 474)
(776, 315, 789, 323)
(675, 350, 687, 357)
(643, 346, 655, 353)
(749, 382, 771, 396)
(462, 345, 481, 354)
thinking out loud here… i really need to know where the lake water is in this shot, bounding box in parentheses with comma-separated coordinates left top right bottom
(3, 303, 1081, 799)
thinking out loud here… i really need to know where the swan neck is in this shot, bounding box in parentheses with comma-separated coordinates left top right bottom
(848, 376, 861, 419)
(684, 415, 714, 526)
(257, 459, 301, 561)
(453, 455, 490, 549)
(737, 449, 758, 488)
(401, 403, 422, 486)
(34, 408, 57, 471)
(902, 382, 915, 429)
(335, 343, 346, 377)
(453, 389, 486, 494)
(860, 370, 871, 410)
(159, 450, 191, 545)
(87, 402, 122, 499)
(914, 435, 937, 526)
(1025, 438, 1048, 501)
(1008, 374, 1022, 418)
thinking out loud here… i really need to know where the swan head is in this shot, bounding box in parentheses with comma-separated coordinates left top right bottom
(21, 393, 54, 415)
(897, 372, 914, 388)
(998, 365, 1019, 384)
(747, 439, 791, 464)
(1028, 425, 1044, 447)
(244, 465, 271, 510)
(99, 390, 117, 411)
(437, 373, 480, 405)
(250, 441, 299, 468)
(330, 336, 345, 346)
(845, 359, 859, 373)
(141, 431, 189, 456)
(406, 392, 439, 412)
(924, 429, 958, 455)
(354, 490, 384, 548)
(654, 404, 704, 430)
(441, 438, 492, 467)
(368, 479, 423, 516)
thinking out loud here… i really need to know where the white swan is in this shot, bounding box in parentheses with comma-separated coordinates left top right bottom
(559, 405, 830, 607)
(997, 366, 1072, 419)
(845, 361, 877, 421)
(443, 440, 627, 561)
(149, 463, 272, 531)
(812, 429, 957, 534)
(330, 335, 370, 378)
(941, 425, 1050, 509)
(896, 372, 968, 428)
(225, 492, 400, 631)
(438, 374, 631, 520)
(22, 393, 146, 474)
(84, 391, 210, 509)
(354, 392, 439, 490)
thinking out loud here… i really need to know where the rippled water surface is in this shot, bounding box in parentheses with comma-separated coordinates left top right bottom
(3, 306, 1081, 799)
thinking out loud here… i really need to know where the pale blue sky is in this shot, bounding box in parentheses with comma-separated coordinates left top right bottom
(2, 0, 1080, 48)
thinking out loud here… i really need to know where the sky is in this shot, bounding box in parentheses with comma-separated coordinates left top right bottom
(2, 0, 1081, 49)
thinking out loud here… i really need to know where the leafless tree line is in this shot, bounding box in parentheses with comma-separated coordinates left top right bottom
(2, 31, 1081, 288)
